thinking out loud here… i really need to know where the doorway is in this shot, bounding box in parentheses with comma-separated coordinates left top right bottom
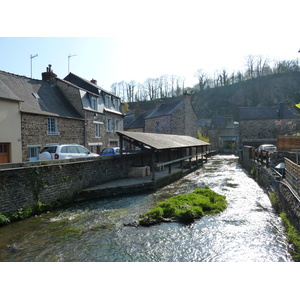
(0, 143, 10, 163)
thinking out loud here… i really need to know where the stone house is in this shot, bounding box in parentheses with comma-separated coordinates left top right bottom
(124, 93, 198, 138)
(207, 116, 239, 151)
(0, 69, 84, 162)
(239, 103, 300, 148)
(57, 72, 124, 153)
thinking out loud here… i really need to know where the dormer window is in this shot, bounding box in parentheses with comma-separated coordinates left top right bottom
(91, 96, 97, 111)
(32, 93, 40, 99)
(106, 95, 111, 107)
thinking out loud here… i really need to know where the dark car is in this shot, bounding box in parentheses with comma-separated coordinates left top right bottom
(100, 147, 120, 156)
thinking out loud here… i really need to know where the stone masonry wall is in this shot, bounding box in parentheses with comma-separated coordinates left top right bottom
(0, 154, 143, 215)
(240, 118, 300, 148)
(21, 113, 84, 161)
(240, 145, 300, 232)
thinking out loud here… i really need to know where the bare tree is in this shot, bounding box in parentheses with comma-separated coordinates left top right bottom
(194, 69, 208, 91)
(245, 54, 256, 79)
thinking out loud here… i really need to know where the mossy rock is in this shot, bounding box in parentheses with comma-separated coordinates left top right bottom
(139, 187, 227, 226)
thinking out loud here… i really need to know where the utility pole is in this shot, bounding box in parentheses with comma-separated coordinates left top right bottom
(30, 54, 38, 78)
(68, 54, 77, 73)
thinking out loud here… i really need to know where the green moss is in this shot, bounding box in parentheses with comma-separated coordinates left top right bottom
(139, 187, 227, 226)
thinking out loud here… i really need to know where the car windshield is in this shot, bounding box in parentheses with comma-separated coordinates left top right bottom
(264, 146, 276, 150)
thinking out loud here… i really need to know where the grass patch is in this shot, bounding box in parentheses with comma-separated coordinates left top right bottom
(139, 187, 227, 226)
(280, 211, 300, 261)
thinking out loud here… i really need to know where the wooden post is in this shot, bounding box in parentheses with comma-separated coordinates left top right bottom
(168, 149, 171, 174)
(120, 135, 123, 155)
(151, 151, 155, 182)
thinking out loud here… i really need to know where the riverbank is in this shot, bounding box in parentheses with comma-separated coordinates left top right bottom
(0, 153, 213, 226)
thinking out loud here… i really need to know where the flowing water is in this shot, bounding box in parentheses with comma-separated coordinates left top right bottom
(0, 154, 292, 261)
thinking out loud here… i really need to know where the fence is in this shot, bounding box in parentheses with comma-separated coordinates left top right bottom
(284, 157, 300, 195)
(277, 135, 300, 152)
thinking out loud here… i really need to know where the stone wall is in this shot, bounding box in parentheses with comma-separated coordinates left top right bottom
(240, 118, 300, 148)
(0, 154, 143, 215)
(240, 145, 300, 232)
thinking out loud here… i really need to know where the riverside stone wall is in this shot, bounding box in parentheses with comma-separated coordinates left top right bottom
(0, 154, 144, 215)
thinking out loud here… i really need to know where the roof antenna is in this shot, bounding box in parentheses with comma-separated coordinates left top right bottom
(30, 54, 38, 78)
(68, 54, 77, 73)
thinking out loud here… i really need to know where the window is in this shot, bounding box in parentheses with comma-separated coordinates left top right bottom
(28, 146, 39, 161)
(156, 122, 160, 132)
(106, 95, 111, 107)
(115, 120, 120, 131)
(95, 123, 101, 137)
(91, 96, 97, 111)
(47, 118, 59, 135)
(107, 118, 112, 132)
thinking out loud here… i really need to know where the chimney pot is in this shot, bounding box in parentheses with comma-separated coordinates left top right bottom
(91, 79, 97, 85)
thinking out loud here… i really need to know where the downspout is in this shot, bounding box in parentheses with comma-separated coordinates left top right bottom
(84, 110, 87, 147)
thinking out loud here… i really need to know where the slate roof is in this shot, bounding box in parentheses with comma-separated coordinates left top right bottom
(64, 73, 120, 98)
(0, 70, 83, 119)
(125, 110, 154, 129)
(145, 99, 183, 119)
(239, 105, 300, 120)
(211, 116, 226, 128)
(117, 131, 209, 150)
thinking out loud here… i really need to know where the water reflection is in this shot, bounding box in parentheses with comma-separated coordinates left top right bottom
(0, 154, 292, 262)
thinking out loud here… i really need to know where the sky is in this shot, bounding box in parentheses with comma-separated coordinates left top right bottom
(1, 0, 300, 92)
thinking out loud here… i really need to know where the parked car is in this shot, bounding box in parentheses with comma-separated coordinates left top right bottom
(38, 144, 99, 160)
(257, 144, 277, 157)
(100, 147, 120, 156)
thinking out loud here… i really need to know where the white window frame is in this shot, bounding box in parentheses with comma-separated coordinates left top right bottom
(91, 96, 97, 111)
(106, 118, 112, 132)
(115, 119, 120, 131)
(106, 95, 111, 107)
(47, 117, 59, 135)
(95, 123, 101, 138)
(28, 145, 41, 161)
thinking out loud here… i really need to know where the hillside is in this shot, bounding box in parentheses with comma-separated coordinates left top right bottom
(126, 71, 300, 121)
(191, 71, 300, 120)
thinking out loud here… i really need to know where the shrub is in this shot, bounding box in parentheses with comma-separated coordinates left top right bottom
(0, 214, 10, 225)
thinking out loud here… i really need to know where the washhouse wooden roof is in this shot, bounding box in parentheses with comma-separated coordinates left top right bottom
(117, 131, 210, 150)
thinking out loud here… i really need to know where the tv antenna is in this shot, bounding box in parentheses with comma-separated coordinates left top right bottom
(30, 54, 38, 78)
(68, 54, 77, 73)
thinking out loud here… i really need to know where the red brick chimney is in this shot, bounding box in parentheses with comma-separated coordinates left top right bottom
(42, 64, 57, 84)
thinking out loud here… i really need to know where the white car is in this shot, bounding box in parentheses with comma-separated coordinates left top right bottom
(38, 144, 99, 160)
(257, 144, 277, 157)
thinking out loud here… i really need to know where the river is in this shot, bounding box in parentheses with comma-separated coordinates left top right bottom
(0, 154, 292, 262)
